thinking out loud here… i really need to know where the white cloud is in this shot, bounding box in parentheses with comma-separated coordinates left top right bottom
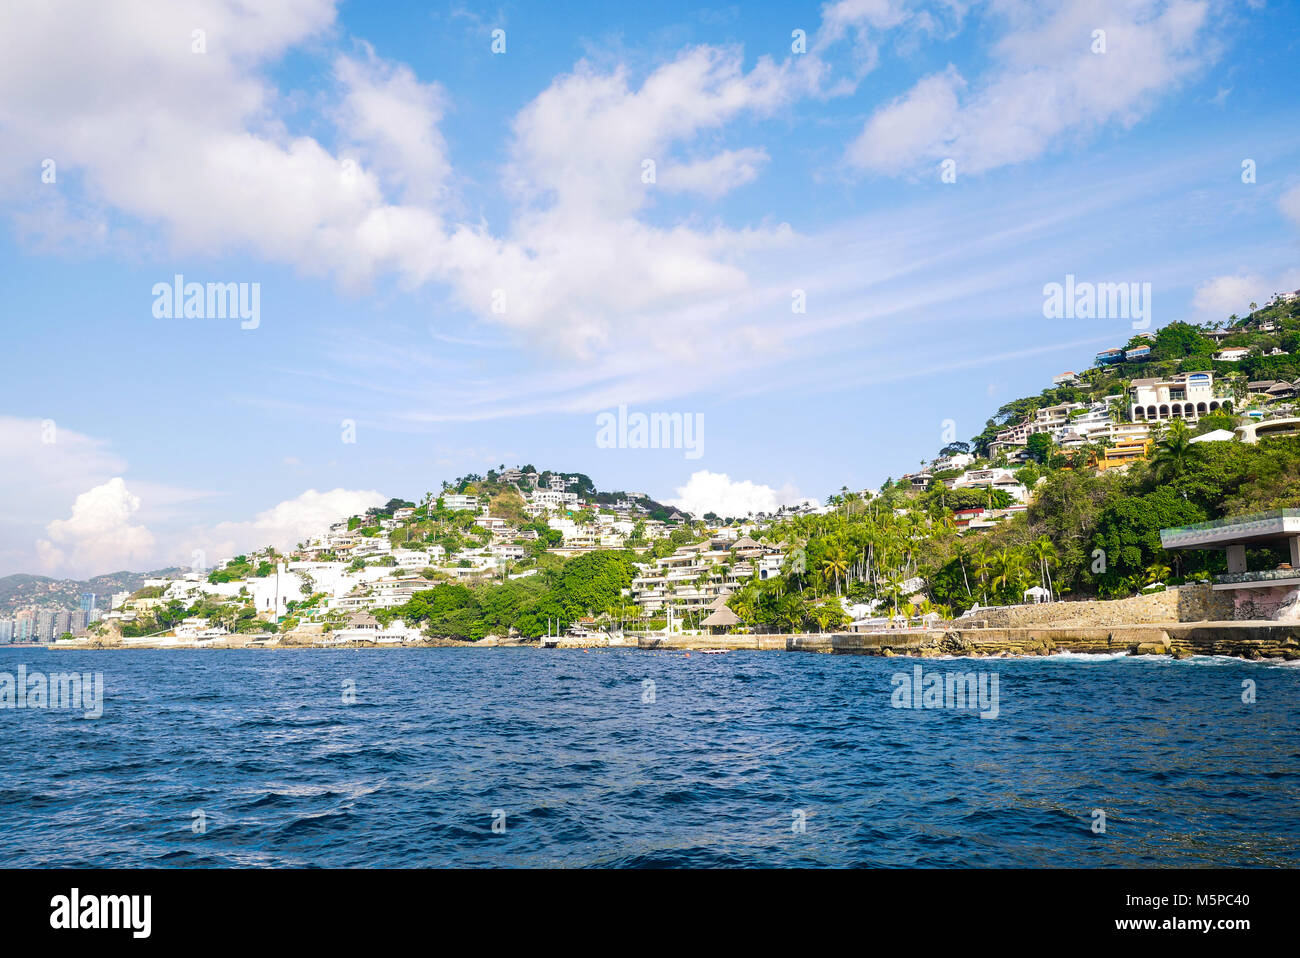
(36, 478, 156, 578)
(0, 416, 126, 525)
(0, 416, 220, 575)
(0, 5, 806, 361)
(660, 147, 770, 198)
(1192, 268, 1300, 320)
(667, 470, 810, 518)
(846, 66, 963, 174)
(845, 0, 1215, 176)
(334, 46, 452, 205)
(187, 487, 386, 564)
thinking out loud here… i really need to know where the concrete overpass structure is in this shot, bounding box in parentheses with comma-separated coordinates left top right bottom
(1161, 510, 1300, 620)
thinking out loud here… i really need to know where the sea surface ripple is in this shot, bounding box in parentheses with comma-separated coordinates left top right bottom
(1, 648, 1296, 867)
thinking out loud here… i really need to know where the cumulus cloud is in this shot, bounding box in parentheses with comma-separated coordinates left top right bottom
(667, 470, 811, 518)
(845, 0, 1215, 176)
(186, 487, 387, 565)
(36, 478, 156, 577)
(660, 147, 770, 198)
(334, 46, 452, 205)
(0, 2, 818, 365)
(846, 66, 963, 173)
(0, 0, 930, 369)
(1192, 268, 1300, 321)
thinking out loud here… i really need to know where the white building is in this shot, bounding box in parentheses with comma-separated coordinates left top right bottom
(950, 468, 1029, 503)
(1129, 371, 1228, 423)
(529, 489, 579, 511)
(393, 550, 433, 568)
(931, 452, 975, 472)
(442, 494, 479, 512)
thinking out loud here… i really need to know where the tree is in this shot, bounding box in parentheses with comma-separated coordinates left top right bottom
(990, 548, 1029, 602)
(1029, 535, 1059, 599)
(1025, 433, 1055, 464)
(1144, 562, 1171, 585)
(1151, 419, 1194, 480)
(820, 550, 848, 596)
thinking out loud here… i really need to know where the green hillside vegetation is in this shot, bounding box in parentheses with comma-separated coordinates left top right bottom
(379, 550, 641, 640)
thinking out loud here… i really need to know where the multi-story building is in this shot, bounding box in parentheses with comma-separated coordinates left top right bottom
(931, 452, 975, 472)
(442, 494, 479, 512)
(1097, 438, 1153, 471)
(628, 538, 777, 616)
(1128, 371, 1228, 424)
(528, 489, 578, 512)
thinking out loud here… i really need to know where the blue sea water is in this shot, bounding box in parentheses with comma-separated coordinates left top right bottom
(0, 647, 1297, 868)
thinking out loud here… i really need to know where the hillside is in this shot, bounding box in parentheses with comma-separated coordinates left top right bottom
(968, 292, 1300, 457)
(0, 569, 183, 616)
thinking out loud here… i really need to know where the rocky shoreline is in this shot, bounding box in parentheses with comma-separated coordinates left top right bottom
(45, 586, 1300, 661)
(47, 621, 1300, 660)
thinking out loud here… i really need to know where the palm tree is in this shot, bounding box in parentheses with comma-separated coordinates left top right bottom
(1151, 419, 1194, 480)
(1029, 535, 1059, 600)
(971, 544, 993, 605)
(820, 551, 848, 596)
(991, 547, 1028, 601)
(883, 572, 906, 620)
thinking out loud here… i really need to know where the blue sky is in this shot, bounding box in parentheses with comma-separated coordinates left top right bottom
(2, 0, 1299, 577)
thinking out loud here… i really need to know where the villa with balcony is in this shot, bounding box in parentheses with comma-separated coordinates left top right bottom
(628, 537, 777, 615)
(1128, 371, 1229, 424)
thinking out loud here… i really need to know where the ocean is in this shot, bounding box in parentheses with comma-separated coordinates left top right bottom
(1, 647, 1296, 867)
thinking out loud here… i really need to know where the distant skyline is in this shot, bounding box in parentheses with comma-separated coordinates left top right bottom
(3, 0, 1300, 577)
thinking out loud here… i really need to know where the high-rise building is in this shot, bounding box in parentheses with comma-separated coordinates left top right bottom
(15, 617, 33, 642)
(69, 610, 88, 634)
(0, 619, 13, 643)
(35, 610, 54, 642)
(80, 592, 97, 613)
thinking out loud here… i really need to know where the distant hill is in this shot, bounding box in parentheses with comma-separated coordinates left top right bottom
(0, 569, 183, 617)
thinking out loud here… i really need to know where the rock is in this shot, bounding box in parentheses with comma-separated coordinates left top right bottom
(1131, 642, 1164, 655)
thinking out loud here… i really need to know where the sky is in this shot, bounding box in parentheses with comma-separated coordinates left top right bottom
(2, 0, 1299, 579)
